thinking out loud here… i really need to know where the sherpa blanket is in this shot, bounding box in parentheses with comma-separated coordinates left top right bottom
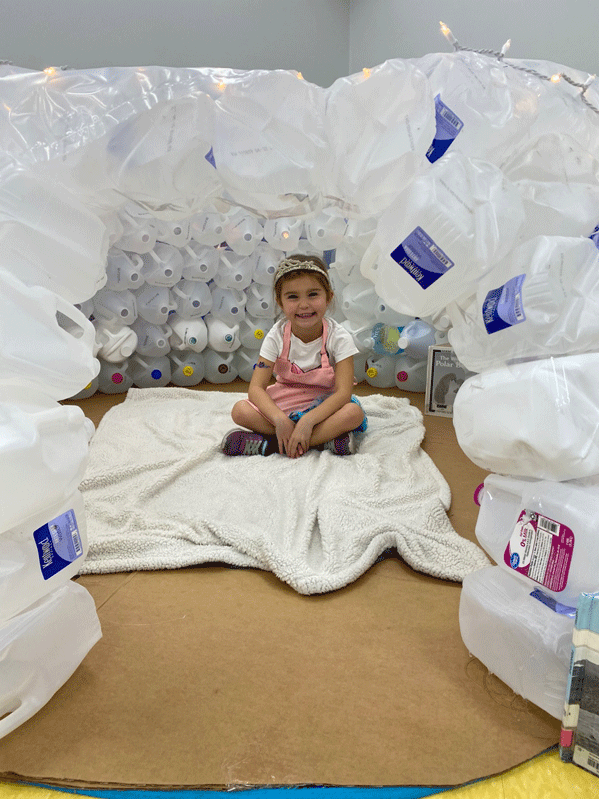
(78, 388, 489, 594)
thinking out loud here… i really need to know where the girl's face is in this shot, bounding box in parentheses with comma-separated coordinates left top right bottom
(278, 273, 330, 341)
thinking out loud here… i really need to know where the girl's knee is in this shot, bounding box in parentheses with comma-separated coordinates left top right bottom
(345, 401, 364, 427)
(231, 400, 249, 425)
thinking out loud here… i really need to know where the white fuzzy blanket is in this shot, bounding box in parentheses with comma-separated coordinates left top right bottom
(78, 388, 489, 594)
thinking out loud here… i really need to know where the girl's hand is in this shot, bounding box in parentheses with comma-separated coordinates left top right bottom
(274, 416, 296, 456)
(287, 416, 315, 459)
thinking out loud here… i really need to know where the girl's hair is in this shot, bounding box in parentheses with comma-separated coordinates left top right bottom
(273, 254, 333, 307)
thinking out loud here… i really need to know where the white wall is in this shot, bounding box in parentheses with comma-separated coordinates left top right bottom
(350, 0, 599, 77)
(0, 0, 350, 88)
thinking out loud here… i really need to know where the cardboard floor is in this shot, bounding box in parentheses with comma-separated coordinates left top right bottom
(0, 382, 562, 790)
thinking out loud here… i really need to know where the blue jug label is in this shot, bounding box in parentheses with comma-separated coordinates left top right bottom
(590, 224, 599, 250)
(204, 146, 216, 168)
(391, 227, 455, 289)
(426, 94, 464, 163)
(34, 509, 83, 580)
(482, 273, 526, 334)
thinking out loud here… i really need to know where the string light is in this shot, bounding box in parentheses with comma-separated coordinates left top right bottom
(296, 71, 304, 80)
(216, 80, 226, 92)
(362, 67, 371, 79)
(439, 22, 599, 115)
(43, 67, 56, 76)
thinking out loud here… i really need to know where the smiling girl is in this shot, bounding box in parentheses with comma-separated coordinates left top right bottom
(222, 254, 367, 458)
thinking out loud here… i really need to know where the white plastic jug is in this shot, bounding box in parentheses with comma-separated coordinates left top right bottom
(213, 250, 255, 290)
(263, 217, 303, 251)
(69, 376, 99, 401)
(93, 287, 138, 328)
(446, 236, 599, 373)
(341, 279, 379, 324)
(205, 315, 241, 353)
(475, 473, 599, 607)
(116, 209, 157, 253)
(373, 301, 414, 327)
(94, 321, 138, 363)
(169, 351, 205, 387)
(0, 269, 99, 402)
(0, 388, 92, 536)
(171, 279, 213, 319)
(139, 243, 184, 287)
(365, 354, 397, 388)
(394, 354, 428, 392)
(190, 209, 226, 246)
(134, 284, 177, 325)
(155, 218, 191, 248)
(180, 241, 220, 281)
(361, 152, 525, 318)
(453, 353, 599, 481)
(203, 349, 238, 384)
(0, 489, 89, 623)
(105, 249, 143, 291)
(130, 354, 172, 388)
(331, 247, 362, 284)
(252, 245, 279, 286)
(224, 211, 264, 256)
(0, 171, 109, 304)
(459, 565, 574, 719)
(340, 319, 375, 353)
(97, 359, 135, 394)
(211, 286, 247, 325)
(130, 318, 172, 358)
(397, 319, 437, 361)
(0, 580, 102, 740)
(168, 314, 208, 352)
(305, 209, 348, 251)
(234, 348, 259, 382)
(239, 315, 273, 350)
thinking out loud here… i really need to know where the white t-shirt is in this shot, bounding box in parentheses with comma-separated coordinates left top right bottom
(259, 316, 358, 372)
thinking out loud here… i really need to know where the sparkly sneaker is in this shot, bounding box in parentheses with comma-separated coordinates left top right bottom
(322, 432, 354, 456)
(222, 429, 269, 456)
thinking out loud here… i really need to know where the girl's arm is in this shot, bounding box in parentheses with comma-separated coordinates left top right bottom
(286, 356, 355, 456)
(247, 358, 296, 454)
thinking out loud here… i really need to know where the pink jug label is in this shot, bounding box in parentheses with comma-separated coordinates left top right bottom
(504, 508, 574, 592)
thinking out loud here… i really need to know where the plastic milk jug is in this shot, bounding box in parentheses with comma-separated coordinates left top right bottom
(134, 284, 177, 325)
(445, 236, 599, 373)
(370, 323, 405, 356)
(330, 247, 362, 284)
(239, 315, 273, 350)
(130, 354, 172, 388)
(341, 279, 379, 324)
(459, 565, 574, 719)
(234, 348, 259, 382)
(360, 151, 525, 317)
(224, 211, 264, 256)
(206, 315, 241, 352)
(116, 209, 157, 254)
(93, 287, 138, 328)
(453, 352, 599, 481)
(475, 473, 599, 607)
(0, 489, 89, 624)
(365, 354, 397, 388)
(373, 301, 414, 327)
(210, 286, 247, 325)
(203, 349, 238, 384)
(155, 218, 191, 248)
(190, 209, 226, 246)
(0, 269, 99, 402)
(0, 581, 102, 740)
(69, 375, 99, 401)
(130, 318, 172, 357)
(94, 322, 138, 362)
(0, 388, 93, 536)
(341, 319, 375, 353)
(180, 241, 220, 281)
(168, 314, 208, 352)
(213, 250, 255, 291)
(305, 209, 348, 250)
(172, 279, 213, 319)
(394, 354, 428, 392)
(105, 249, 143, 291)
(139, 243, 184, 287)
(252, 245, 279, 285)
(397, 319, 437, 361)
(97, 359, 135, 395)
(263, 217, 303, 251)
(169, 351, 205, 387)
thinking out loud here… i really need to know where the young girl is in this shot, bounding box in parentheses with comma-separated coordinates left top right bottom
(222, 254, 367, 458)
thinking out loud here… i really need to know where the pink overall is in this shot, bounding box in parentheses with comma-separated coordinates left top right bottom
(248, 319, 336, 416)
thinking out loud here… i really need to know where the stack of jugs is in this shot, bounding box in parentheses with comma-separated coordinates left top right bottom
(459, 473, 599, 718)
(239, 315, 273, 349)
(171, 279, 213, 318)
(93, 287, 138, 328)
(203, 349, 238, 384)
(206, 315, 241, 352)
(130, 318, 172, 358)
(245, 282, 276, 318)
(210, 286, 246, 325)
(104, 248, 143, 291)
(129, 354, 172, 388)
(139, 243, 184, 287)
(168, 314, 208, 353)
(97, 359, 135, 394)
(180, 241, 220, 281)
(134, 284, 177, 325)
(169, 351, 205, 387)
(213, 250, 255, 290)
(0, 267, 102, 739)
(116, 207, 157, 254)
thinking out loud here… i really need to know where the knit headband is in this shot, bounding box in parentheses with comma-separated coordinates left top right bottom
(274, 257, 329, 286)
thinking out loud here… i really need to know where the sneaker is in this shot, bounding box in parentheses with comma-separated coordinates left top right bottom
(322, 432, 354, 456)
(222, 429, 268, 456)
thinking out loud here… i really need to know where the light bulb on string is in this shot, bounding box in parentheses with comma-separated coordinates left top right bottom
(500, 39, 511, 57)
(216, 80, 226, 92)
(551, 73, 562, 84)
(296, 72, 304, 80)
(362, 67, 371, 79)
(43, 67, 56, 76)
(439, 21, 457, 46)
